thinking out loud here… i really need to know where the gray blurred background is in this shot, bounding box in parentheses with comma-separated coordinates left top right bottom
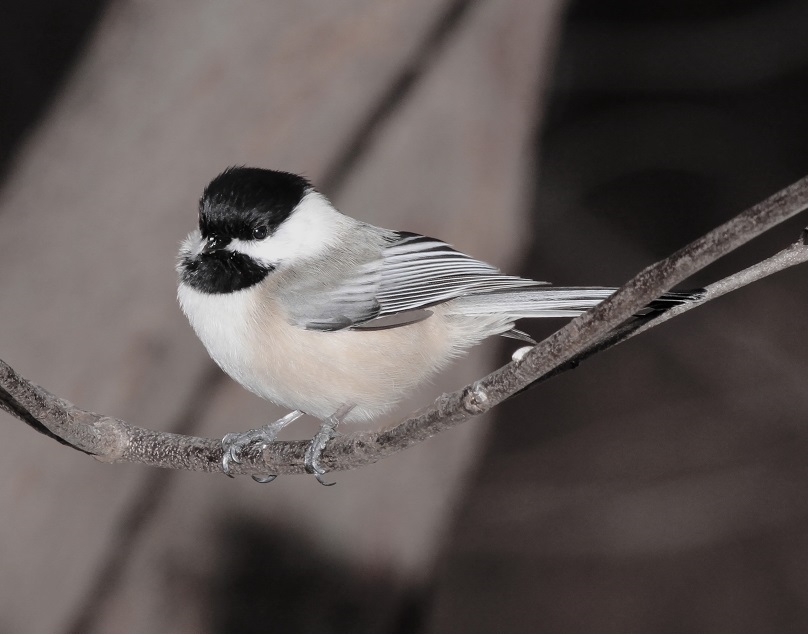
(1, 0, 808, 632)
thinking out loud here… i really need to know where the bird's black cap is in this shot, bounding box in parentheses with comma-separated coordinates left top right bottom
(200, 167, 311, 240)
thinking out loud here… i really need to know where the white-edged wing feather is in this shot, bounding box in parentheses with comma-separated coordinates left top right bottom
(372, 233, 543, 317)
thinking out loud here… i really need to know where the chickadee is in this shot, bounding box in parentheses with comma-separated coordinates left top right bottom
(177, 167, 697, 484)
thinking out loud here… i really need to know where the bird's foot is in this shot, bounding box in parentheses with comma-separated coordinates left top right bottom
(304, 404, 355, 486)
(221, 410, 304, 482)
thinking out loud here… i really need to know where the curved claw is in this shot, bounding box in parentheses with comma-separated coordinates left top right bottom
(304, 445, 332, 484)
(221, 444, 241, 478)
(305, 458, 336, 487)
(314, 472, 336, 487)
(221, 435, 248, 478)
(252, 474, 278, 484)
(304, 432, 336, 486)
(250, 443, 278, 483)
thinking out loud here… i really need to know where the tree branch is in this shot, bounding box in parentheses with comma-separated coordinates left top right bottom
(3, 176, 808, 478)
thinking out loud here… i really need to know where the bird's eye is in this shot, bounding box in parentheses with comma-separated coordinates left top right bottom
(252, 225, 269, 240)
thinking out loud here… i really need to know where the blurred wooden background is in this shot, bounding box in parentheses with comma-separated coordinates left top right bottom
(2, 1, 808, 631)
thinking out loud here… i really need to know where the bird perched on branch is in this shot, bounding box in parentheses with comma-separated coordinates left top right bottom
(177, 167, 698, 484)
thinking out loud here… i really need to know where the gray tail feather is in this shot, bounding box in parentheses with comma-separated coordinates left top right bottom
(452, 286, 704, 318)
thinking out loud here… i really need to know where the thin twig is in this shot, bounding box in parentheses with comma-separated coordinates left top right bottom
(2, 178, 808, 478)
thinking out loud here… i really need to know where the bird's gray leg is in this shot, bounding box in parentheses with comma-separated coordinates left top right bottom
(304, 403, 355, 486)
(221, 410, 304, 482)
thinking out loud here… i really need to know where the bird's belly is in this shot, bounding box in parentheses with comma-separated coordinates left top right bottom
(244, 312, 455, 421)
(178, 283, 455, 421)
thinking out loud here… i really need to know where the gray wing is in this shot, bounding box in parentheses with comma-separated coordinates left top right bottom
(371, 232, 543, 317)
(291, 231, 543, 331)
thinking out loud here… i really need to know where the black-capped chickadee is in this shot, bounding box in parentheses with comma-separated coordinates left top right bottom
(177, 167, 698, 484)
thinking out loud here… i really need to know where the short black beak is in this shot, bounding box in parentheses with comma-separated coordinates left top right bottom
(201, 234, 229, 254)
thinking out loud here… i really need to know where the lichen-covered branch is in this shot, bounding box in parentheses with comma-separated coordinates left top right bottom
(3, 176, 808, 478)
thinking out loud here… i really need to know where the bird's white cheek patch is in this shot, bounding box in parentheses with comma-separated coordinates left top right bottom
(230, 191, 344, 267)
(228, 238, 276, 267)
